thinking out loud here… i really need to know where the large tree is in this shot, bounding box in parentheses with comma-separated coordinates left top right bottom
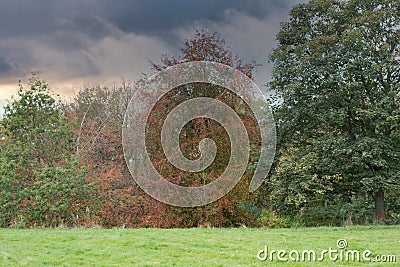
(147, 29, 262, 226)
(269, 0, 400, 223)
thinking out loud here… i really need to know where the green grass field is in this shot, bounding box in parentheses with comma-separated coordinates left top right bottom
(1, 226, 399, 266)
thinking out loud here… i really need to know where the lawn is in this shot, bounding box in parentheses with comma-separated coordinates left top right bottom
(0, 225, 399, 266)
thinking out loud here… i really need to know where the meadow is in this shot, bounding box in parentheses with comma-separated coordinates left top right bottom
(1, 225, 399, 266)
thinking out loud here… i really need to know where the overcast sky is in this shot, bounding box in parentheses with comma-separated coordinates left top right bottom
(0, 0, 305, 114)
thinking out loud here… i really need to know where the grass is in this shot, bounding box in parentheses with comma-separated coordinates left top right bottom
(0, 225, 399, 266)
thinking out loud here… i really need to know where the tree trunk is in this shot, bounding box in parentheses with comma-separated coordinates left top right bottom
(374, 189, 386, 223)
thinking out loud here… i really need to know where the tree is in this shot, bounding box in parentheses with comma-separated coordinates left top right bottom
(0, 76, 99, 227)
(68, 81, 152, 227)
(268, 0, 400, 224)
(146, 29, 263, 226)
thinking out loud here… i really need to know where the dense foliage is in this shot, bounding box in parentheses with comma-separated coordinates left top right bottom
(0, 76, 99, 227)
(267, 0, 400, 225)
(1, 0, 399, 227)
(69, 29, 264, 228)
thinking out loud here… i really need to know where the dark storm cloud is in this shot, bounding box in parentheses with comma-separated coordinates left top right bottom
(0, 0, 298, 70)
(99, 0, 292, 34)
(0, 0, 296, 38)
(0, 0, 112, 39)
(0, 0, 304, 102)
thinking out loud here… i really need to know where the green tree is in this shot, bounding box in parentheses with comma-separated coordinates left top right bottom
(0, 76, 99, 227)
(268, 0, 400, 224)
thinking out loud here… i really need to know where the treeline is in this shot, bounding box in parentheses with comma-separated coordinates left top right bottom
(0, 31, 266, 228)
(1, 0, 400, 228)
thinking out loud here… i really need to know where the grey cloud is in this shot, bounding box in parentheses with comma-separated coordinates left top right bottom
(0, 57, 13, 75)
(0, 0, 299, 38)
(93, 0, 299, 36)
(0, 0, 304, 100)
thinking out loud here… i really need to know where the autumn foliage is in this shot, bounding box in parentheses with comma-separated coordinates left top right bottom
(67, 29, 264, 228)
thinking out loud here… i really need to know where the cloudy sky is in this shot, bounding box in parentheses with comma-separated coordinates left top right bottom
(0, 0, 305, 113)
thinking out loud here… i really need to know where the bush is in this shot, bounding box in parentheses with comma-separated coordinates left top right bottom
(257, 209, 304, 228)
(299, 200, 375, 227)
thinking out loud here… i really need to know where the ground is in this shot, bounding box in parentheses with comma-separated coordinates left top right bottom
(1, 226, 399, 266)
